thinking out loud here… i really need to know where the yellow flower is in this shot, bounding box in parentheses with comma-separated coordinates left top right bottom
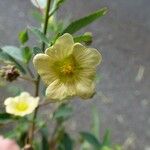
(4, 92, 39, 116)
(33, 33, 102, 101)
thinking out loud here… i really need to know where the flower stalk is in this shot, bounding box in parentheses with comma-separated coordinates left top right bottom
(28, 0, 51, 145)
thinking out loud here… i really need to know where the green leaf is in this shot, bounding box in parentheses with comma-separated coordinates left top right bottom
(102, 130, 111, 146)
(92, 107, 100, 139)
(28, 26, 49, 45)
(22, 46, 32, 63)
(0, 113, 13, 123)
(53, 103, 73, 121)
(0, 49, 26, 74)
(2, 46, 23, 62)
(40, 128, 49, 150)
(32, 10, 43, 22)
(80, 132, 101, 150)
(101, 146, 112, 150)
(58, 132, 73, 150)
(62, 7, 108, 34)
(74, 32, 92, 44)
(33, 47, 43, 55)
(7, 85, 23, 96)
(49, 0, 65, 17)
(18, 29, 29, 44)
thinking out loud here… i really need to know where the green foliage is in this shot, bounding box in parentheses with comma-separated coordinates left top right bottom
(53, 103, 73, 122)
(22, 46, 32, 63)
(74, 32, 92, 45)
(32, 10, 43, 22)
(0, 113, 14, 123)
(18, 29, 29, 44)
(102, 130, 111, 147)
(40, 128, 50, 150)
(50, 0, 65, 16)
(5, 118, 29, 146)
(58, 132, 73, 150)
(62, 7, 108, 34)
(0, 1, 122, 150)
(0, 48, 26, 74)
(80, 132, 101, 150)
(33, 47, 43, 55)
(6, 85, 23, 96)
(28, 26, 49, 45)
(92, 107, 100, 139)
(2, 46, 24, 62)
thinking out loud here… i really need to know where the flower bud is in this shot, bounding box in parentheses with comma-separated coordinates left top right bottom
(0, 65, 19, 82)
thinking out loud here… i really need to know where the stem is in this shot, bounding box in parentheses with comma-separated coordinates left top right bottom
(42, 0, 51, 52)
(26, 65, 35, 78)
(28, 0, 51, 145)
(19, 76, 36, 83)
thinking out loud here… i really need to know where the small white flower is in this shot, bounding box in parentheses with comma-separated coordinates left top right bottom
(4, 92, 39, 117)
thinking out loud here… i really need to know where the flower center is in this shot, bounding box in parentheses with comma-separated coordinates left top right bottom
(61, 64, 74, 75)
(15, 101, 28, 111)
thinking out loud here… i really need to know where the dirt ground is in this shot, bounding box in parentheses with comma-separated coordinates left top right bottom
(0, 0, 150, 150)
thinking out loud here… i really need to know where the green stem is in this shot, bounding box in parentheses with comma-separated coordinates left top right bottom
(28, 0, 51, 145)
(42, 0, 51, 52)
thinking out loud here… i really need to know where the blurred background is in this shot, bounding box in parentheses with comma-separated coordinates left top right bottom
(0, 0, 150, 150)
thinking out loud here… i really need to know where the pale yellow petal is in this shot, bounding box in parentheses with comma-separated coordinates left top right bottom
(5, 92, 39, 116)
(72, 43, 102, 67)
(46, 80, 75, 100)
(4, 98, 13, 105)
(76, 78, 95, 99)
(29, 97, 39, 109)
(20, 92, 30, 97)
(5, 105, 16, 114)
(33, 53, 56, 85)
(45, 33, 74, 58)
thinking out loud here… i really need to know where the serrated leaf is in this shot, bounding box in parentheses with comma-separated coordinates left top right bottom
(33, 47, 43, 55)
(0, 49, 26, 74)
(53, 103, 73, 121)
(22, 46, 32, 63)
(28, 26, 49, 45)
(62, 7, 108, 34)
(19, 29, 29, 44)
(80, 132, 101, 150)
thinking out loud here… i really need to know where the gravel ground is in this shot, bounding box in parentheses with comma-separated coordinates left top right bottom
(0, 0, 150, 150)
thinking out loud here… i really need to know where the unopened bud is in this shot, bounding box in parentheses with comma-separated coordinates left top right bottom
(84, 32, 93, 45)
(0, 65, 19, 82)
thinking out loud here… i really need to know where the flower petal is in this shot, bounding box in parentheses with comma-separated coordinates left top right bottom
(76, 78, 95, 99)
(4, 98, 13, 105)
(46, 80, 75, 100)
(72, 43, 102, 67)
(33, 53, 56, 85)
(45, 33, 74, 58)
